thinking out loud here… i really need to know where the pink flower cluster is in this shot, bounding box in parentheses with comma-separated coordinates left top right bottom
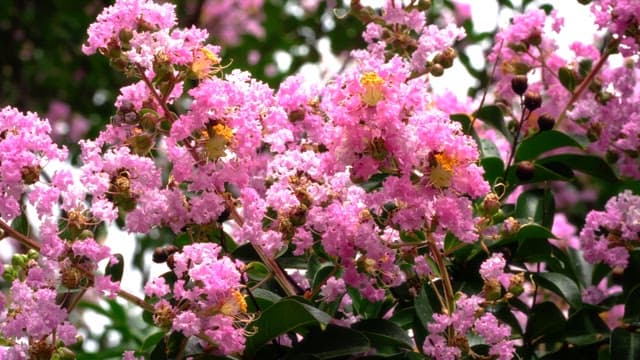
(590, 0, 640, 56)
(580, 190, 640, 269)
(0, 107, 67, 220)
(144, 243, 247, 355)
(423, 294, 515, 360)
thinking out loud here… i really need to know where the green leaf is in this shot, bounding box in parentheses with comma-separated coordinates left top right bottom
(246, 261, 270, 282)
(140, 331, 165, 353)
(481, 157, 505, 186)
(11, 213, 29, 235)
(415, 286, 434, 326)
(287, 325, 370, 359)
(506, 162, 575, 188)
(537, 154, 618, 182)
(559, 67, 577, 92)
(518, 223, 557, 240)
(525, 302, 567, 344)
(515, 130, 582, 162)
(245, 298, 332, 356)
(611, 327, 640, 360)
(533, 272, 582, 309)
(105, 253, 124, 282)
(515, 189, 556, 228)
(311, 263, 336, 290)
(352, 319, 413, 349)
(624, 286, 640, 325)
(565, 309, 610, 346)
(474, 105, 513, 141)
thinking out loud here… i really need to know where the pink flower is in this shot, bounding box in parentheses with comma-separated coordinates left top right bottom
(479, 253, 506, 281)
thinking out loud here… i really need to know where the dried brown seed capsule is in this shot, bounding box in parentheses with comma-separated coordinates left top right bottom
(523, 91, 542, 111)
(511, 75, 528, 96)
(537, 114, 555, 131)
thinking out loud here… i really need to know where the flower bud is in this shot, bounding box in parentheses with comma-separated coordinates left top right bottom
(482, 193, 501, 216)
(119, 100, 135, 114)
(483, 279, 502, 301)
(78, 229, 94, 240)
(153, 301, 175, 329)
(152, 247, 168, 263)
(166, 253, 176, 270)
(3, 264, 18, 282)
(140, 112, 157, 131)
(523, 91, 542, 111)
(430, 63, 444, 77)
(52, 347, 77, 360)
(511, 75, 528, 96)
(27, 248, 39, 260)
(515, 161, 535, 181)
(537, 114, 555, 131)
(502, 217, 521, 237)
(508, 272, 525, 296)
(11, 253, 28, 267)
(118, 28, 134, 44)
(526, 30, 542, 46)
(61, 266, 85, 289)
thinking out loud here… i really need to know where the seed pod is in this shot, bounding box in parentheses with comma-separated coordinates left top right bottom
(152, 247, 167, 263)
(537, 114, 555, 131)
(511, 75, 528, 96)
(523, 91, 542, 111)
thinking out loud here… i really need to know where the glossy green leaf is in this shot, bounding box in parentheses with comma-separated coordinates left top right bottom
(246, 261, 270, 282)
(515, 130, 582, 162)
(474, 105, 513, 141)
(415, 286, 434, 327)
(525, 302, 567, 343)
(245, 298, 332, 356)
(140, 331, 165, 353)
(481, 156, 505, 186)
(611, 327, 640, 360)
(537, 154, 618, 182)
(518, 223, 557, 240)
(352, 319, 413, 349)
(515, 189, 556, 228)
(311, 263, 337, 290)
(104, 253, 124, 282)
(288, 325, 370, 359)
(624, 286, 640, 325)
(565, 309, 610, 346)
(533, 272, 582, 309)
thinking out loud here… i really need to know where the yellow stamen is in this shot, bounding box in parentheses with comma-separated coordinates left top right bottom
(220, 289, 247, 316)
(430, 153, 458, 188)
(212, 123, 234, 142)
(191, 47, 220, 79)
(360, 71, 385, 106)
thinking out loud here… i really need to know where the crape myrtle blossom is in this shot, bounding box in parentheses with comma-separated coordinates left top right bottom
(144, 243, 247, 356)
(580, 190, 640, 269)
(423, 294, 516, 360)
(0, 107, 67, 220)
(488, 8, 568, 116)
(590, 0, 640, 56)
